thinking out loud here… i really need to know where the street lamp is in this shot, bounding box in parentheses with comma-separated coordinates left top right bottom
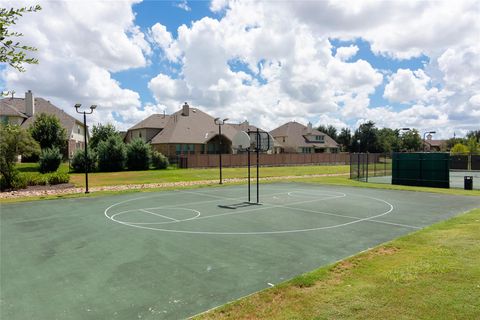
(75, 103, 97, 193)
(423, 130, 436, 152)
(214, 117, 229, 184)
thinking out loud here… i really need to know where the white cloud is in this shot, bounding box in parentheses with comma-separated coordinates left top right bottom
(2, 0, 478, 137)
(151, 23, 173, 49)
(335, 45, 359, 61)
(383, 69, 440, 104)
(175, 0, 191, 12)
(1, 0, 150, 130)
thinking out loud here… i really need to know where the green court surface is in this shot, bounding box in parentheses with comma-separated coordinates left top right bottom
(1, 182, 479, 319)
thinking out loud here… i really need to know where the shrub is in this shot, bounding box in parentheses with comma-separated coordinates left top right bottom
(39, 147, 62, 173)
(70, 148, 97, 173)
(21, 172, 48, 186)
(97, 136, 126, 172)
(126, 139, 151, 171)
(46, 172, 70, 185)
(151, 151, 169, 169)
(10, 173, 27, 190)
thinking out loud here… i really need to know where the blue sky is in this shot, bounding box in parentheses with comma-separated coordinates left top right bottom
(1, 0, 479, 137)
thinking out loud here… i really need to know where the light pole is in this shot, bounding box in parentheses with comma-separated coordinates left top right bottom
(214, 117, 229, 184)
(75, 103, 97, 193)
(423, 131, 436, 152)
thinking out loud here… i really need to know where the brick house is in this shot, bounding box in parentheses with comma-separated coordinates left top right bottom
(0, 90, 86, 158)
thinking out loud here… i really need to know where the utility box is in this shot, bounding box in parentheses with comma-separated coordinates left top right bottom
(464, 176, 473, 190)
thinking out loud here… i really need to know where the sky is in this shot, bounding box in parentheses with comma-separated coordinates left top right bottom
(1, 0, 479, 139)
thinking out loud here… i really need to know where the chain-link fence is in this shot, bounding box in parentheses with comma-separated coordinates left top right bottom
(349, 153, 391, 182)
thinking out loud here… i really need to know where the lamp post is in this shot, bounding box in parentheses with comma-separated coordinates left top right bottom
(423, 131, 436, 152)
(75, 103, 97, 193)
(214, 117, 229, 184)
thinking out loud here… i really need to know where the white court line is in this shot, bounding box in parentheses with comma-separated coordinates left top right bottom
(139, 209, 179, 222)
(104, 187, 412, 234)
(105, 191, 379, 235)
(107, 190, 293, 218)
(115, 208, 201, 225)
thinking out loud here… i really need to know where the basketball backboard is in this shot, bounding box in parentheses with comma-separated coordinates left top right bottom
(232, 131, 251, 151)
(248, 130, 272, 152)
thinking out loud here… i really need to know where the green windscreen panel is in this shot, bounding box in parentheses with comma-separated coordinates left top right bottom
(392, 152, 450, 188)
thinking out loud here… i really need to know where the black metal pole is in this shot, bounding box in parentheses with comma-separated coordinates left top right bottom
(357, 153, 360, 181)
(366, 152, 369, 182)
(83, 112, 89, 194)
(248, 148, 251, 203)
(256, 128, 259, 203)
(218, 124, 222, 184)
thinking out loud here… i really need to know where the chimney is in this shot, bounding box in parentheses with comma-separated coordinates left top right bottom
(25, 90, 35, 117)
(307, 122, 312, 134)
(182, 102, 189, 116)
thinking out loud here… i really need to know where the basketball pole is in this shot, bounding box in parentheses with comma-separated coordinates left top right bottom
(256, 128, 260, 204)
(247, 129, 251, 203)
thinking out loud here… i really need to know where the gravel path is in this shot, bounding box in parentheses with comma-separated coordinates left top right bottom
(0, 173, 348, 200)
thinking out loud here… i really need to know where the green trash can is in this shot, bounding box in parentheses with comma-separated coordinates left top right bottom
(464, 176, 473, 190)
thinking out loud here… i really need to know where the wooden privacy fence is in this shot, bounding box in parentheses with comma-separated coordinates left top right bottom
(178, 153, 351, 168)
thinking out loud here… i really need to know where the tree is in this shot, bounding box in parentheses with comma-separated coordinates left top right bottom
(126, 138, 151, 171)
(352, 121, 379, 153)
(29, 113, 67, 152)
(97, 135, 126, 172)
(70, 148, 97, 173)
(450, 143, 469, 154)
(337, 128, 352, 152)
(90, 123, 120, 150)
(467, 137, 479, 154)
(1, 5, 42, 72)
(0, 124, 40, 189)
(466, 130, 480, 141)
(400, 129, 422, 152)
(446, 137, 466, 151)
(377, 128, 401, 153)
(317, 125, 338, 140)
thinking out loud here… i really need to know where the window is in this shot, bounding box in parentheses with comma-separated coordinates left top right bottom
(77, 125, 81, 134)
(300, 147, 312, 153)
(315, 135, 325, 143)
(175, 144, 182, 155)
(0, 116, 8, 125)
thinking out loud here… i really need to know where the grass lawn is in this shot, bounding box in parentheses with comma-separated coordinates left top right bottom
(195, 208, 480, 319)
(16, 162, 351, 187)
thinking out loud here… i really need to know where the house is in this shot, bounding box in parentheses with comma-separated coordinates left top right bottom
(270, 121, 339, 153)
(0, 90, 86, 158)
(423, 134, 447, 152)
(139, 103, 239, 157)
(124, 113, 170, 143)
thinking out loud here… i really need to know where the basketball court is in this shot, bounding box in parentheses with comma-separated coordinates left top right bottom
(1, 182, 479, 319)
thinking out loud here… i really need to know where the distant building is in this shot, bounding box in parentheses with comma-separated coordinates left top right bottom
(125, 103, 240, 157)
(0, 90, 86, 158)
(270, 121, 339, 153)
(423, 134, 447, 152)
(124, 113, 170, 144)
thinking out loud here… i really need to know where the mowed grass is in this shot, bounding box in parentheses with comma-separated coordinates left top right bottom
(195, 208, 480, 320)
(67, 165, 349, 187)
(16, 162, 349, 187)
